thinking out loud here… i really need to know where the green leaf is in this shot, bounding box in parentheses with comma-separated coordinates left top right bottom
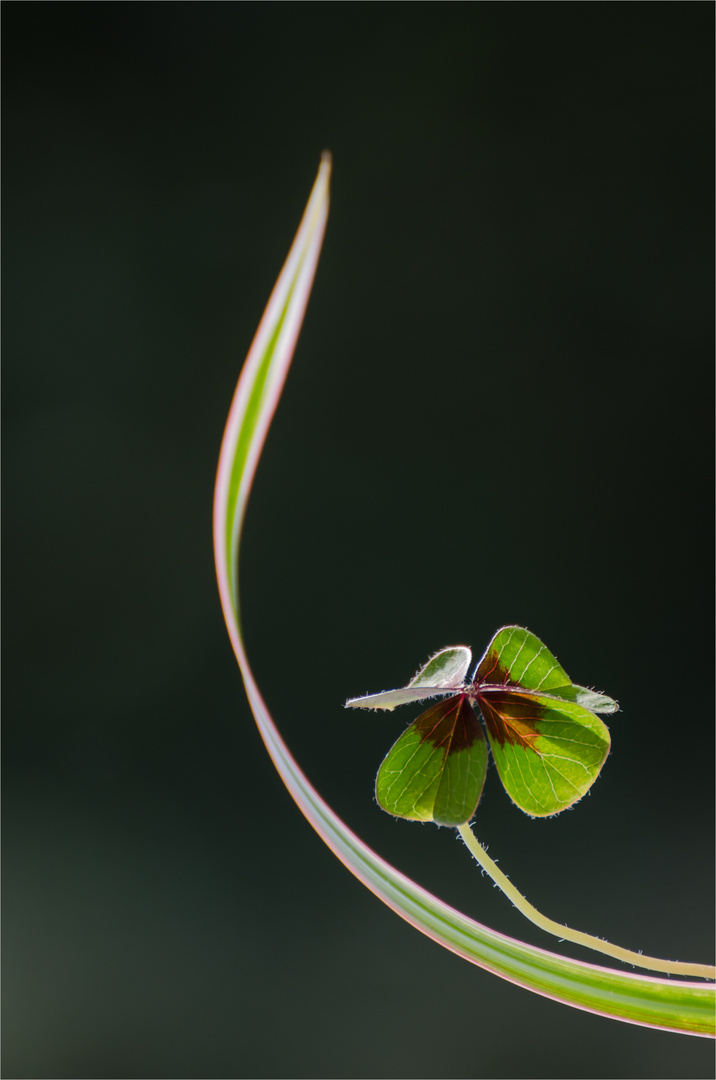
(375, 696, 487, 826)
(473, 626, 614, 816)
(474, 625, 619, 712)
(478, 691, 611, 817)
(213, 158, 714, 1036)
(346, 645, 471, 710)
(540, 683, 620, 714)
(476, 625, 569, 691)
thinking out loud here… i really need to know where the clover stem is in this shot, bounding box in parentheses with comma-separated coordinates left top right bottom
(456, 822, 716, 981)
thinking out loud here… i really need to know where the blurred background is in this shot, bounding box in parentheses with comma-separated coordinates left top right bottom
(4, 5, 713, 1078)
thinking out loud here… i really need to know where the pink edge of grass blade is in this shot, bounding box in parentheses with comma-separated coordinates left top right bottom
(212, 154, 715, 1038)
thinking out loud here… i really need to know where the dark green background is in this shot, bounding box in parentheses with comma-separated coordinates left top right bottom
(4, 5, 714, 1078)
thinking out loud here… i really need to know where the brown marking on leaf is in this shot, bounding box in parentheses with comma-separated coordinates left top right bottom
(477, 691, 545, 753)
(474, 648, 520, 688)
(413, 695, 484, 756)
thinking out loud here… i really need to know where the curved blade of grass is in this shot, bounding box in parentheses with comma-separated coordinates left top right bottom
(212, 155, 715, 1038)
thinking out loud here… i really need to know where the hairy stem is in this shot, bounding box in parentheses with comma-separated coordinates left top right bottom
(457, 823, 716, 981)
